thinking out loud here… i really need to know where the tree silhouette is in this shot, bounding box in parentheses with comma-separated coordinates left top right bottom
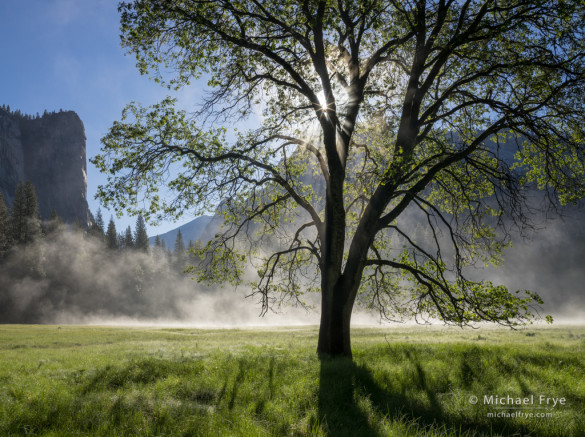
(123, 225, 135, 250)
(134, 215, 149, 252)
(45, 208, 64, 237)
(0, 193, 12, 260)
(106, 216, 119, 250)
(11, 181, 42, 245)
(90, 208, 105, 241)
(94, 0, 585, 356)
(173, 229, 186, 271)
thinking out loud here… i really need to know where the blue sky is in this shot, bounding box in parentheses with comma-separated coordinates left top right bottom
(0, 0, 207, 235)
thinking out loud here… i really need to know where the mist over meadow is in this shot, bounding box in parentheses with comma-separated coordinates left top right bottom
(0, 222, 322, 326)
(1, 208, 583, 326)
(489, 209, 585, 321)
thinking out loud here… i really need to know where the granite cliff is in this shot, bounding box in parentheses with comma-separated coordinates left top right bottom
(0, 106, 90, 224)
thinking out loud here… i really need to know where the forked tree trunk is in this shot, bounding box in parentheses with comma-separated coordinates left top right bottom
(315, 130, 360, 358)
(316, 217, 376, 358)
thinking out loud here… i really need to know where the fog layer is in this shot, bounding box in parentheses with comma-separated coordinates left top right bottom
(0, 230, 325, 326)
(1, 210, 584, 326)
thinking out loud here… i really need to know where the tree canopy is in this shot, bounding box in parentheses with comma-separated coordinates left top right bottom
(94, 0, 585, 356)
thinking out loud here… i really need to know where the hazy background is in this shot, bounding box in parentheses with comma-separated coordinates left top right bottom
(1, 1, 583, 327)
(1, 208, 583, 326)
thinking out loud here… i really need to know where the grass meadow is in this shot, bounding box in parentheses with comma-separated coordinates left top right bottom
(0, 324, 584, 436)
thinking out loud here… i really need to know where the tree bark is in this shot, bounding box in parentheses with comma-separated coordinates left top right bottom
(316, 124, 352, 357)
(317, 278, 353, 357)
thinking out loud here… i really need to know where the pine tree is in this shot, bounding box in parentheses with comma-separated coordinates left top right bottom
(159, 239, 172, 261)
(118, 232, 125, 249)
(134, 215, 149, 252)
(106, 216, 118, 250)
(45, 208, 64, 236)
(89, 208, 106, 241)
(0, 192, 12, 259)
(96, 209, 105, 234)
(174, 229, 186, 255)
(11, 181, 41, 245)
(173, 229, 186, 271)
(123, 225, 134, 250)
(73, 217, 84, 234)
(24, 181, 42, 242)
(151, 235, 165, 262)
(174, 229, 185, 255)
(11, 182, 27, 244)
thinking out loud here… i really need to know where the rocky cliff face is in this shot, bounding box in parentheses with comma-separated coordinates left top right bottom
(0, 107, 90, 224)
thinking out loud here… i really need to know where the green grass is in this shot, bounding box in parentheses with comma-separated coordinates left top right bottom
(0, 324, 584, 436)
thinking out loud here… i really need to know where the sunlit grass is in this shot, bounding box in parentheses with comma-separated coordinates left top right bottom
(0, 324, 583, 436)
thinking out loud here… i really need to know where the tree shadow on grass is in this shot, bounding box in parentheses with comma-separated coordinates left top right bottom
(318, 348, 536, 437)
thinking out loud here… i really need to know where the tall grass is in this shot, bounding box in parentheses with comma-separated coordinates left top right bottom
(0, 325, 583, 436)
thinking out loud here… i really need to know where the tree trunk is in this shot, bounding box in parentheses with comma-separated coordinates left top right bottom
(317, 279, 353, 357)
(316, 209, 383, 358)
(316, 128, 354, 357)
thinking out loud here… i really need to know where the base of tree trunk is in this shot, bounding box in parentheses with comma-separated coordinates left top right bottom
(317, 297, 353, 357)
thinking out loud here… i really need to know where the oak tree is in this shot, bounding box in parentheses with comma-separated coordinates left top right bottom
(94, 0, 585, 356)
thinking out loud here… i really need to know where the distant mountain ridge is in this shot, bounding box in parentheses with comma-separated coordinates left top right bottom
(0, 105, 90, 224)
(150, 215, 214, 248)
